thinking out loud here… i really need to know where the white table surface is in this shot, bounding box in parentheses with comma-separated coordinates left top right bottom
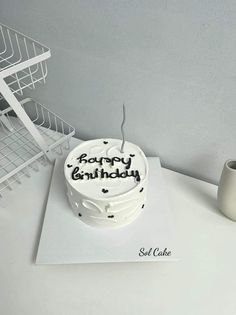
(1, 137, 236, 315)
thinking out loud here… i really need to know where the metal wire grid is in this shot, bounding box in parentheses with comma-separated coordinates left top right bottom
(0, 99, 75, 194)
(0, 23, 74, 195)
(0, 23, 50, 100)
(0, 155, 48, 195)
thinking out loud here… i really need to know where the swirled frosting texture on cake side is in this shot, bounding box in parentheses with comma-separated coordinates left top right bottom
(64, 139, 148, 228)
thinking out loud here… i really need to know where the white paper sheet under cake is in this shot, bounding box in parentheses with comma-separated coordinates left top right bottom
(36, 157, 178, 264)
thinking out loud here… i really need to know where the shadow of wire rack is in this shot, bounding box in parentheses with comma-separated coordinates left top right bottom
(0, 23, 75, 195)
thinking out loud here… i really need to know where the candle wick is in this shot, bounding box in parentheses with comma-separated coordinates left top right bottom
(120, 103, 126, 153)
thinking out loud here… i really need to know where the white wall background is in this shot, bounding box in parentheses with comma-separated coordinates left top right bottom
(1, 0, 236, 184)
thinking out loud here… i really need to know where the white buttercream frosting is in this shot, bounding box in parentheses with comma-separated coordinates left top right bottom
(64, 139, 148, 228)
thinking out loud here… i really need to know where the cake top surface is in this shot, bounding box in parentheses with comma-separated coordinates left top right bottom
(64, 138, 148, 199)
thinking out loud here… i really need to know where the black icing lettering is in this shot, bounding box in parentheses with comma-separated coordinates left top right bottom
(104, 157, 111, 164)
(109, 169, 120, 178)
(90, 172, 97, 179)
(71, 167, 141, 182)
(83, 172, 91, 180)
(75, 153, 133, 169)
(111, 157, 121, 166)
(71, 167, 82, 180)
(94, 168, 99, 178)
(99, 157, 108, 166)
(101, 169, 109, 179)
(122, 157, 131, 169)
(88, 157, 97, 163)
(134, 170, 140, 182)
(77, 153, 88, 164)
(120, 171, 127, 178)
(70, 153, 142, 182)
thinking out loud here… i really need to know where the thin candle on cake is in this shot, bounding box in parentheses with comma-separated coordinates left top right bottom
(120, 103, 126, 153)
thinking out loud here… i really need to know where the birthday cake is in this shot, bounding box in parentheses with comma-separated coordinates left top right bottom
(64, 138, 148, 228)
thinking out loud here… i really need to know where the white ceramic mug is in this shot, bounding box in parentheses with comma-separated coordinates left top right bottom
(217, 160, 236, 221)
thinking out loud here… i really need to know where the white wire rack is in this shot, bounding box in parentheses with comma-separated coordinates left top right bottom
(0, 98, 75, 195)
(0, 23, 75, 194)
(0, 23, 50, 99)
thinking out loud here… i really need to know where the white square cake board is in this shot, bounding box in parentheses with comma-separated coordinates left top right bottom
(36, 157, 178, 264)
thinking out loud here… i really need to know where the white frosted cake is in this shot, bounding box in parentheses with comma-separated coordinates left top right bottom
(64, 138, 148, 228)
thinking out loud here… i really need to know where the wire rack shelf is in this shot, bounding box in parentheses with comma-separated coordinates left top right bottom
(0, 23, 50, 99)
(0, 98, 75, 195)
(0, 23, 75, 195)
